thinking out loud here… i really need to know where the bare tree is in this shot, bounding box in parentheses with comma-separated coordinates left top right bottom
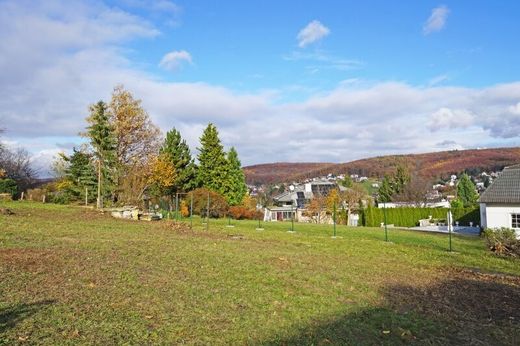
(393, 174, 431, 206)
(0, 146, 37, 193)
(342, 185, 367, 224)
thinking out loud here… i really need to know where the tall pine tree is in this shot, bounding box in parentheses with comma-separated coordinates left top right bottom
(457, 173, 479, 207)
(224, 147, 247, 205)
(393, 165, 410, 194)
(62, 148, 97, 202)
(197, 123, 228, 195)
(160, 128, 197, 194)
(85, 101, 117, 208)
(378, 175, 393, 203)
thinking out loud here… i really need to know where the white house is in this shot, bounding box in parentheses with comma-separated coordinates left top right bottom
(479, 164, 520, 238)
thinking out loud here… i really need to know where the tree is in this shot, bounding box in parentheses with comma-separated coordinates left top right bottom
(393, 175, 431, 206)
(393, 165, 410, 195)
(148, 154, 177, 197)
(378, 175, 393, 203)
(108, 85, 161, 204)
(160, 128, 197, 195)
(0, 147, 37, 195)
(197, 123, 228, 195)
(343, 185, 366, 225)
(450, 198, 464, 209)
(457, 173, 479, 207)
(326, 189, 341, 213)
(109, 85, 161, 166)
(84, 101, 116, 208)
(305, 195, 326, 223)
(223, 147, 247, 205)
(187, 187, 229, 218)
(61, 148, 97, 202)
(338, 175, 353, 188)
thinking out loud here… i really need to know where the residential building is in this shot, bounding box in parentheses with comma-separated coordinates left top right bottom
(479, 164, 520, 238)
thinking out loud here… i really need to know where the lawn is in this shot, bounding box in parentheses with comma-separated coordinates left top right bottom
(1, 201, 519, 345)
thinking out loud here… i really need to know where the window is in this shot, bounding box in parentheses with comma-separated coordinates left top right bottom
(512, 214, 520, 228)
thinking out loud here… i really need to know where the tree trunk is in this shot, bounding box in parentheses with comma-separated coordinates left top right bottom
(97, 159, 102, 209)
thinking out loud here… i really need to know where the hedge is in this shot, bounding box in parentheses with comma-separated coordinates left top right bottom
(360, 205, 480, 227)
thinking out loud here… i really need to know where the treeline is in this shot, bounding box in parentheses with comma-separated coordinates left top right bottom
(360, 205, 480, 227)
(45, 85, 247, 209)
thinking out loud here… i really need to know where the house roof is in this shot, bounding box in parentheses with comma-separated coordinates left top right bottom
(479, 164, 520, 203)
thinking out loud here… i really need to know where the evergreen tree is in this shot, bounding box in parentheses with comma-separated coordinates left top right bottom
(378, 175, 393, 203)
(457, 173, 479, 207)
(62, 148, 97, 202)
(223, 147, 247, 205)
(197, 123, 228, 195)
(393, 165, 410, 194)
(85, 101, 117, 208)
(160, 128, 197, 194)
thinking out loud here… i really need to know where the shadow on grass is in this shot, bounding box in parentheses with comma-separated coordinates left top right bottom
(0, 300, 55, 333)
(263, 269, 520, 345)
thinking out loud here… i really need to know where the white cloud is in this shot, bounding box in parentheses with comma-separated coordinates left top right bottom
(509, 102, 520, 114)
(283, 50, 363, 72)
(297, 20, 330, 48)
(428, 108, 475, 131)
(423, 5, 450, 35)
(159, 50, 193, 71)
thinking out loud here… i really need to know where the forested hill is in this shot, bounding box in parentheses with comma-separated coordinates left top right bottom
(243, 147, 520, 185)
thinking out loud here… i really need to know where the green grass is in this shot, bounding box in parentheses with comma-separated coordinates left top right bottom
(1, 201, 519, 345)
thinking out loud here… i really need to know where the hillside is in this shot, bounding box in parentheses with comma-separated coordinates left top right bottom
(244, 147, 520, 185)
(243, 162, 335, 185)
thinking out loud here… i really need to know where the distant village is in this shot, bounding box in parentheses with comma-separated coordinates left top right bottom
(247, 169, 503, 225)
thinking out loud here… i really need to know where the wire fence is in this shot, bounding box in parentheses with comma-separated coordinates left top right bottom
(155, 196, 471, 254)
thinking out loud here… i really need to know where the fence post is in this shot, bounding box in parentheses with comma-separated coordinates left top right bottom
(291, 205, 295, 232)
(448, 208, 453, 252)
(190, 193, 193, 229)
(383, 202, 388, 242)
(333, 201, 337, 238)
(175, 193, 179, 221)
(206, 192, 210, 231)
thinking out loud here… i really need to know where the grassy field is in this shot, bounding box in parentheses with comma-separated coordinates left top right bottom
(1, 201, 519, 345)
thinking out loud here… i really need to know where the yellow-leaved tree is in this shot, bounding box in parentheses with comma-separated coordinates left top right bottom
(108, 85, 162, 204)
(148, 155, 177, 196)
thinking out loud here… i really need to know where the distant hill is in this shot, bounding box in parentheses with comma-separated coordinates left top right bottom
(243, 162, 335, 185)
(243, 147, 520, 185)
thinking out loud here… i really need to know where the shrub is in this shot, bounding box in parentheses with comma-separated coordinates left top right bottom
(50, 192, 71, 205)
(0, 178, 17, 197)
(228, 206, 262, 220)
(27, 188, 46, 202)
(187, 188, 228, 218)
(483, 228, 520, 257)
(180, 200, 190, 217)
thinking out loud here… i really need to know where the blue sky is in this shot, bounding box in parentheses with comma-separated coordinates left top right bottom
(124, 1, 520, 90)
(1, 0, 520, 174)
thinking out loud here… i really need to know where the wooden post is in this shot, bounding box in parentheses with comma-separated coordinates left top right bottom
(97, 160, 102, 209)
(42, 195, 46, 203)
(85, 187, 88, 206)
(20, 191, 24, 200)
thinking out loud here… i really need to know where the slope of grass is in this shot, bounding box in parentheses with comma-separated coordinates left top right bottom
(1, 201, 519, 345)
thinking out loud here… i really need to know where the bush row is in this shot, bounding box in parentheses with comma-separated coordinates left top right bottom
(360, 205, 480, 227)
